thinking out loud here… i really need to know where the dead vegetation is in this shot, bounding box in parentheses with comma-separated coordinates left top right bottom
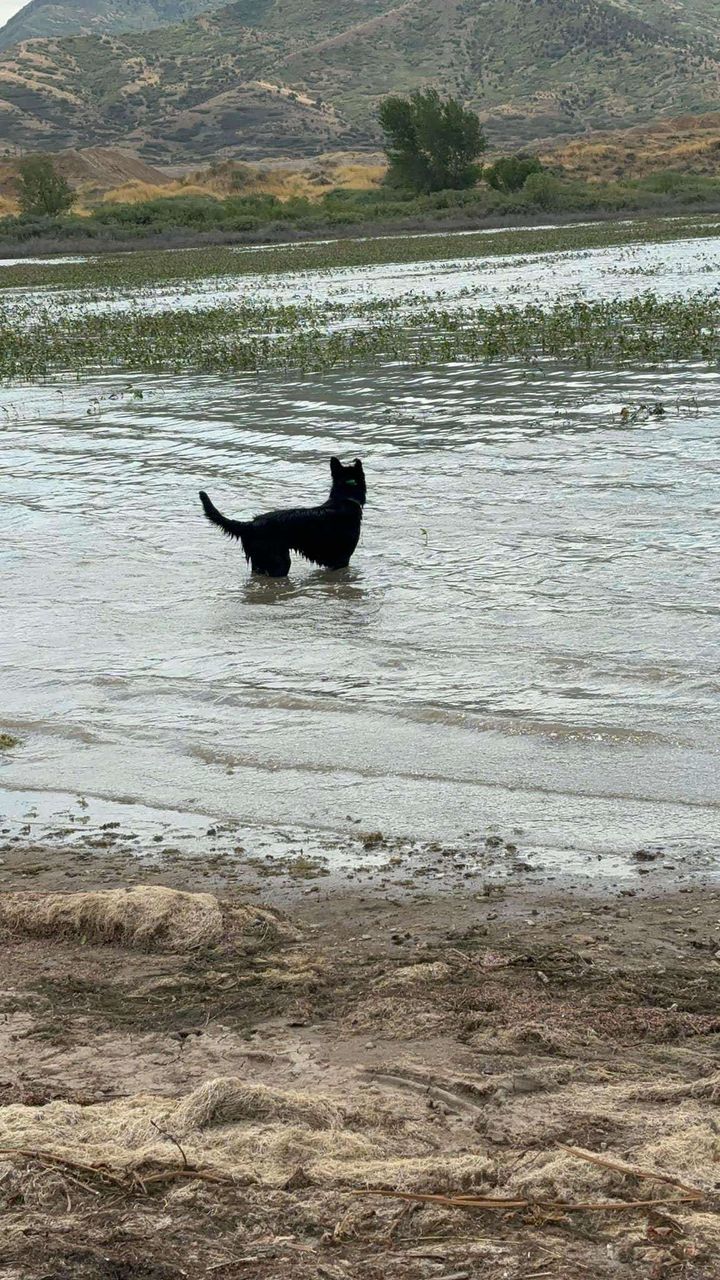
(543, 111, 720, 181)
(0, 886, 293, 953)
(0, 146, 384, 214)
(0, 882, 719, 1278)
(0, 146, 171, 210)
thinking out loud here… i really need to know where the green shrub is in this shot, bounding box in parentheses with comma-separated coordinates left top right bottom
(484, 155, 543, 192)
(522, 171, 565, 210)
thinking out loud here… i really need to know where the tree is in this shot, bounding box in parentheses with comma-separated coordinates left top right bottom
(379, 90, 487, 193)
(484, 154, 543, 193)
(16, 155, 75, 216)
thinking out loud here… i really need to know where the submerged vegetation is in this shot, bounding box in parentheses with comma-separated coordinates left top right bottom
(3, 291, 720, 382)
(2, 217, 720, 384)
(2, 214, 720, 293)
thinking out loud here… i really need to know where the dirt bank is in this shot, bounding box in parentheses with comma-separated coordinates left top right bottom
(0, 828, 718, 1279)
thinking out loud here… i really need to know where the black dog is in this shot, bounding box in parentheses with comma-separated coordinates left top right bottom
(199, 457, 366, 577)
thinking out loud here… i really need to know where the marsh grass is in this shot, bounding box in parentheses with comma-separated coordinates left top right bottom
(2, 215, 720, 294)
(3, 291, 720, 381)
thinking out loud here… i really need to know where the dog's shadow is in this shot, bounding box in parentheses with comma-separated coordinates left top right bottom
(239, 565, 369, 607)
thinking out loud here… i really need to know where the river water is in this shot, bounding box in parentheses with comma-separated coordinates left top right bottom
(1, 331, 719, 870)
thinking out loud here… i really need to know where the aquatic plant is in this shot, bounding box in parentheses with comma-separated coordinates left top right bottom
(1, 215, 720, 294)
(2, 290, 720, 382)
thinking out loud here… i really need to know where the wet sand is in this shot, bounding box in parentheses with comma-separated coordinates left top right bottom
(1, 823, 719, 1280)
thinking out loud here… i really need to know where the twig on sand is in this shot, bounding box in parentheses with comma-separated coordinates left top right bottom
(150, 1119, 190, 1169)
(0, 1146, 234, 1192)
(559, 1145, 704, 1199)
(354, 1189, 702, 1213)
(0, 1147, 128, 1187)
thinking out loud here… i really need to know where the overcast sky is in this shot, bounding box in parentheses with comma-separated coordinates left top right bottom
(0, 1, 26, 26)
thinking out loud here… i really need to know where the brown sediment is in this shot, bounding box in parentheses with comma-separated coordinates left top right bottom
(0, 846, 719, 1278)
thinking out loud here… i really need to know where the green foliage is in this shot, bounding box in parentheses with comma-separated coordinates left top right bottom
(641, 169, 697, 194)
(3, 168, 720, 254)
(379, 90, 487, 193)
(484, 154, 543, 192)
(16, 155, 75, 216)
(521, 170, 564, 210)
(93, 195, 225, 228)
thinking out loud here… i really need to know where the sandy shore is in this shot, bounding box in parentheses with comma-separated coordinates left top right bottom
(0, 819, 719, 1279)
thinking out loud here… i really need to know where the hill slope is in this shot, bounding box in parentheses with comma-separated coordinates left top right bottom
(2, 0, 720, 160)
(544, 111, 720, 179)
(0, 145, 171, 203)
(0, 1, 225, 52)
(279, 0, 720, 143)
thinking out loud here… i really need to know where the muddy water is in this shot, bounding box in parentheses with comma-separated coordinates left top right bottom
(1, 357, 719, 869)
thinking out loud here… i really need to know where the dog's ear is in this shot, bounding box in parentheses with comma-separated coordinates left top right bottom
(330, 456, 343, 479)
(353, 459, 364, 471)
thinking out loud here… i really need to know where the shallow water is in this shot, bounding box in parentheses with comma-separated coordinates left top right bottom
(1, 357, 718, 865)
(237, 232, 720, 311)
(32, 231, 720, 321)
(8, 229, 720, 325)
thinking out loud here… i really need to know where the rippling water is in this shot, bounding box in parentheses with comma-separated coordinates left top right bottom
(8, 228, 720, 322)
(1, 351, 718, 861)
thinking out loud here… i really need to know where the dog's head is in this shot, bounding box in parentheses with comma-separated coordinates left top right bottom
(330, 456, 366, 505)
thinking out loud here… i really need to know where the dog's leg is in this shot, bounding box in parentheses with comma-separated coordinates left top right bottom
(252, 548, 291, 577)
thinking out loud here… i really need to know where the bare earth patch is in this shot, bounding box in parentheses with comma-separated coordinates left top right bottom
(0, 866, 719, 1279)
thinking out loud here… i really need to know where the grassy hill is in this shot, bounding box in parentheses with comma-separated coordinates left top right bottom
(543, 110, 720, 179)
(2, 0, 720, 160)
(0, 1, 226, 52)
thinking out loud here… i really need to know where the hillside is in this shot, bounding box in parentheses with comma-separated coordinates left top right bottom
(544, 111, 720, 180)
(0, 145, 172, 205)
(0, 1, 225, 52)
(278, 0, 720, 143)
(2, 0, 720, 160)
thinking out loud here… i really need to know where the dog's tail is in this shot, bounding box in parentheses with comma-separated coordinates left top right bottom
(199, 491, 247, 542)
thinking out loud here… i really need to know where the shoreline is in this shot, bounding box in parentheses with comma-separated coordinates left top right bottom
(0, 823, 718, 1278)
(2, 785, 718, 905)
(4, 201, 720, 262)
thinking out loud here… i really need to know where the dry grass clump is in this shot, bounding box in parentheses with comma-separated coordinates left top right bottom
(316, 1152, 494, 1192)
(507, 1021, 593, 1056)
(511, 1149, 611, 1201)
(634, 1125, 720, 1190)
(506, 1125, 720, 1205)
(633, 1071, 720, 1104)
(0, 1076, 494, 1191)
(169, 1078, 341, 1133)
(0, 886, 291, 953)
(98, 158, 384, 207)
(379, 961, 452, 988)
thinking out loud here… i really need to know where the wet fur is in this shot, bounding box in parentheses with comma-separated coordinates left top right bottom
(199, 457, 366, 577)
